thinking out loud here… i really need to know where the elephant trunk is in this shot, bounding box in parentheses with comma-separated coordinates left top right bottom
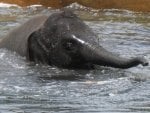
(81, 44, 148, 69)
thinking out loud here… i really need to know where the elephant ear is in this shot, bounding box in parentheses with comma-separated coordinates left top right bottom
(27, 31, 37, 61)
(27, 30, 49, 64)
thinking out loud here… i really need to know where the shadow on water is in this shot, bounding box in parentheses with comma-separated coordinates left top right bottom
(0, 3, 149, 113)
(26, 60, 128, 81)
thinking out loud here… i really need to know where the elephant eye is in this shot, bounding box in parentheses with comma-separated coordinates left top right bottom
(63, 41, 74, 51)
(62, 39, 77, 51)
(67, 41, 73, 48)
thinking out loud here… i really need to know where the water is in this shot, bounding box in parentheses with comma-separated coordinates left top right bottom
(0, 3, 150, 113)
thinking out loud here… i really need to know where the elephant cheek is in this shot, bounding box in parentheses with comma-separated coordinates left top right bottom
(50, 52, 71, 68)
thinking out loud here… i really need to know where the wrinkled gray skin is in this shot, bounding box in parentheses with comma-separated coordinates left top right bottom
(0, 10, 148, 69)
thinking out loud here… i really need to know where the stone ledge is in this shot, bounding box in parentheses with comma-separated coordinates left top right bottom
(0, 0, 150, 12)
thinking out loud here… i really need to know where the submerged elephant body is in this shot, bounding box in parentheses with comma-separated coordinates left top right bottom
(0, 15, 48, 56)
(0, 10, 148, 69)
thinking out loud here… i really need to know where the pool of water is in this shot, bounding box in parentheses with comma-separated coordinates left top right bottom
(0, 3, 150, 113)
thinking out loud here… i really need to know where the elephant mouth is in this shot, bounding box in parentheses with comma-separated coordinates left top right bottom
(66, 63, 95, 70)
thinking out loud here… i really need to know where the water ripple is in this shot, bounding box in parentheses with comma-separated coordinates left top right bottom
(0, 5, 149, 113)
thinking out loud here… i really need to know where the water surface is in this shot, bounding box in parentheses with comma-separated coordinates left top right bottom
(0, 3, 150, 113)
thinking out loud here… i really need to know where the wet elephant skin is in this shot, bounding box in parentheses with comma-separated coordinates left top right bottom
(0, 10, 148, 69)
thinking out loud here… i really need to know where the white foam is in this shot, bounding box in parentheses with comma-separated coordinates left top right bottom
(97, 80, 112, 85)
(0, 52, 5, 59)
(27, 4, 43, 8)
(0, 3, 19, 8)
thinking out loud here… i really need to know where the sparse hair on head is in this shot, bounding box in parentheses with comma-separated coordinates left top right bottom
(61, 8, 77, 18)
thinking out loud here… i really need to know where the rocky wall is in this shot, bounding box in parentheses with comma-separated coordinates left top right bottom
(0, 0, 150, 12)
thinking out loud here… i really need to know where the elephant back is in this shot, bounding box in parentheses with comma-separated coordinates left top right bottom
(0, 15, 48, 56)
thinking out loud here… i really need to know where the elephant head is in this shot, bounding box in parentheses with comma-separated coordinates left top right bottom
(28, 10, 148, 69)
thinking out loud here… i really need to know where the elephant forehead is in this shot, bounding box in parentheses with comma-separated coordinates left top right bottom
(57, 19, 87, 31)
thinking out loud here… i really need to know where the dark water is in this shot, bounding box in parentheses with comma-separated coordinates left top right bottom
(0, 3, 150, 113)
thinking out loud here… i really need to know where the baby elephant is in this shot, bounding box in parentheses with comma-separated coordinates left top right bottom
(0, 10, 148, 69)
